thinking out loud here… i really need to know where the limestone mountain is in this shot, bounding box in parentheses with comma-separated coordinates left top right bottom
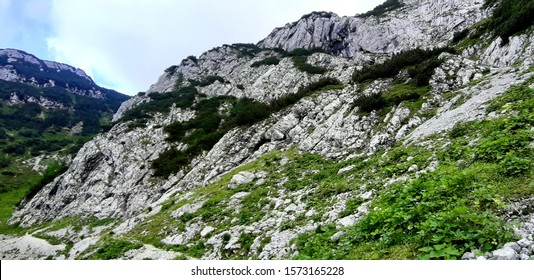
(0, 48, 129, 153)
(1, 0, 533, 260)
(0, 49, 129, 232)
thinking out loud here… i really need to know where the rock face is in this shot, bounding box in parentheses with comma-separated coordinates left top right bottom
(0, 48, 128, 100)
(259, 0, 485, 56)
(5, 0, 534, 260)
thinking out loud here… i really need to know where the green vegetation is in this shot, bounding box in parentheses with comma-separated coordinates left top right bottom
(251, 56, 280, 68)
(0, 80, 125, 157)
(295, 80, 533, 260)
(292, 56, 328, 75)
(88, 238, 142, 260)
(485, 0, 534, 44)
(354, 84, 431, 113)
(189, 75, 227, 87)
(102, 79, 533, 259)
(357, 0, 404, 18)
(119, 86, 197, 124)
(300, 11, 335, 20)
(0, 166, 41, 233)
(23, 161, 68, 202)
(153, 77, 343, 177)
(353, 48, 452, 84)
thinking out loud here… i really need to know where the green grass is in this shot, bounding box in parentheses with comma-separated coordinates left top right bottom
(293, 79, 534, 260)
(0, 165, 41, 234)
(87, 238, 142, 260)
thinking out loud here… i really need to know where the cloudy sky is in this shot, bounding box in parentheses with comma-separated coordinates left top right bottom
(0, 0, 384, 95)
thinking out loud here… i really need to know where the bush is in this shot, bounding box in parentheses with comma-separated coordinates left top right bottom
(353, 93, 388, 113)
(357, 0, 404, 18)
(292, 56, 328, 75)
(353, 47, 453, 83)
(0, 153, 11, 168)
(251, 56, 280, 68)
(90, 239, 142, 260)
(24, 161, 68, 201)
(383, 84, 430, 105)
(485, 0, 534, 44)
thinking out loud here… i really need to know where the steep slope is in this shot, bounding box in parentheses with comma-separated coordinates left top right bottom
(0, 49, 129, 236)
(2, 0, 534, 260)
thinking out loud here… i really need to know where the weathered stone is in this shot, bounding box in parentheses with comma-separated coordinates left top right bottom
(200, 226, 215, 238)
(330, 231, 347, 242)
(228, 172, 256, 189)
(491, 247, 519, 260)
(337, 165, 355, 175)
(503, 242, 521, 253)
(461, 252, 475, 260)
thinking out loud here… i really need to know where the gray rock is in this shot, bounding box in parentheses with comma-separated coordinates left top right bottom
(337, 165, 355, 175)
(200, 226, 215, 238)
(504, 242, 522, 253)
(519, 248, 532, 256)
(330, 231, 347, 242)
(228, 171, 256, 189)
(461, 252, 476, 260)
(517, 238, 532, 248)
(259, 0, 484, 57)
(492, 247, 519, 260)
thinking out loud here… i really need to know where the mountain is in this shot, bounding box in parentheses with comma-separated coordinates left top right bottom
(1, 0, 533, 260)
(0, 49, 129, 235)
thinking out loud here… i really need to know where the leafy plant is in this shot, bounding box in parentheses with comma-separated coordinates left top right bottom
(90, 238, 142, 260)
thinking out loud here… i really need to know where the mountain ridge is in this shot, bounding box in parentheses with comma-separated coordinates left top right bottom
(2, 0, 534, 260)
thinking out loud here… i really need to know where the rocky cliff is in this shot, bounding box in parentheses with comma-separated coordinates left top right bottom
(2, 0, 534, 260)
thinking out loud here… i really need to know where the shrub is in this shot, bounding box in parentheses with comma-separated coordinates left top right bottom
(90, 239, 142, 260)
(0, 153, 11, 168)
(485, 0, 534, 44)
(24, 161, 68, 201)
(292, 56, 328, 74)
(354, 93, 387, 113)
(352, 47, 453, 83)
(406, 58, 444, 86)
(452, 29, 470, 43)
(357, 0, 404, 18)
(284, 48, 325, 57)
(383, 84, 430, 105)
(250, 56, 280, 68)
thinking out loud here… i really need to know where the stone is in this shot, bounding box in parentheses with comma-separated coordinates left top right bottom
(461, 252, 475, 260)
(517, 238, 532, 248)
(503, 242, 521, 253)
(200, 226, 215, 238)
(519, 248, 531, 256)
(337, 165, 355, 175)
(285, 204, 299, 214)
(228, 171, 256, 189)
(408, 164, 419, 172)
(330, 231, 347, 242)
(338, 215, 359, 227)
(492, 247, 519, 260)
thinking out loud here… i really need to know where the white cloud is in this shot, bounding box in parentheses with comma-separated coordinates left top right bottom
(0, 0, 52, 57)
(47, 0, 384, 95)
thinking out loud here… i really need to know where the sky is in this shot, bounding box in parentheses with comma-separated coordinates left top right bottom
(0, 0, 385, 95)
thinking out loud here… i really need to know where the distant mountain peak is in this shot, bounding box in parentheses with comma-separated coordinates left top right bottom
(0, 48, 93, 83)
